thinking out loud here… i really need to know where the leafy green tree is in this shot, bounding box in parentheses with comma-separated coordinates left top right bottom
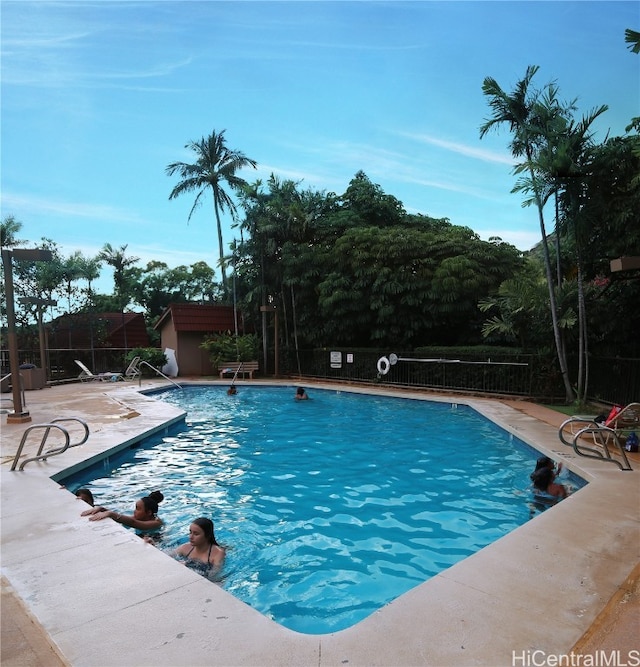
(59, 251, 87, 313)
(513, 91, 608, 403)
(338, 170, 405, 228)
(1, 216, 26, 333)
(166, 129, 257, 296)
(313, 223, 521, 348)
(479, 257, 578, 351)
(235, 173, 522, 350)
(480, 66, 576, 402)
(234, 174, 336, 348)
(574, 127, 640, 358)
(129, 260, 222, 321)
(7, 238, 64, 346)
(75, 254, 102, 305)
(1, 215, 26, 249)
(201, 332, 258, 364)
(98, 243, 140, 309)
(125, 347, 167, 373)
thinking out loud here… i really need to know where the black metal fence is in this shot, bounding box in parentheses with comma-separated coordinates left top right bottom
(1, 348, 135, 385)
(282, 349, 537, 397)
(582, 357, 640, 406)
(283, 349, 639, 405)
(2, 345, 638, 406)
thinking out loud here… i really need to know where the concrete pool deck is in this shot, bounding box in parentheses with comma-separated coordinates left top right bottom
(1, 380, 638, 667)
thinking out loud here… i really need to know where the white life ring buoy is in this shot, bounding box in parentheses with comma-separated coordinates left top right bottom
(377, 356, 390, 375)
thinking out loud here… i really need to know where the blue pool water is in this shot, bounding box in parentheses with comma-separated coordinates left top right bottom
(62, 386, 585, 634)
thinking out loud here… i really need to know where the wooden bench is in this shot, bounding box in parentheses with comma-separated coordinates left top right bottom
(218, 361, 259, 380)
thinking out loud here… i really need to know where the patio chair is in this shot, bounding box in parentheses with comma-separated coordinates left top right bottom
(560, 402, 639, 461)
(74, 360, 124, 382)
(604, 402, 640, 438)
(124, 356, 141, 381)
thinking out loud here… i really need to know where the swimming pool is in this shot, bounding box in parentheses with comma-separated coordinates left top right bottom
(62, 385, 585, 634)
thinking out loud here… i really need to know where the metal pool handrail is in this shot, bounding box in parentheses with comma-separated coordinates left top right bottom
(11, 417, 90, 471)
(137, 361, 182, 389)
(558, 417, 633, 471)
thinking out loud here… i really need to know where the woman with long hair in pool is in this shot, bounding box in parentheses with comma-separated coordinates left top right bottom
(530, 467, 567, 502)
(530, 455, 563, 481)
(82, 490, 164, 532)
(174, 517, 226, 577)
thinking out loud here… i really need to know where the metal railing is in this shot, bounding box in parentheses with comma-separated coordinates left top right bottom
(285, 349, 535, 397)
(137, 361, 182, 389)
(558, 417, 632, 471)
(11, 417, 90, 471)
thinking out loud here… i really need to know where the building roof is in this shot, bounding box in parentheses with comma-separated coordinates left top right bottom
(154, 303, 237, 333)
(46, 312, 150, 349)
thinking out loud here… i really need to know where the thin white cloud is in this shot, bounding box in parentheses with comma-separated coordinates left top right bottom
(253, 136, 510, 204)
(303, 139, 505, 200)
(254, 163, 343, 191)
(2, 31, 93, 50)
(397, 132, 515, 166)
(3, 56, 195, 88)
(1, 192, 150, 226)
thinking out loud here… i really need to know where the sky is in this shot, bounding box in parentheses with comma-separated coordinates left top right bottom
(2, 0, 639, 294)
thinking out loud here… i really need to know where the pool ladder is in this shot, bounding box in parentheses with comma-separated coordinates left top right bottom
(558, 418, 633, 471)
(10, 417, 90, 471)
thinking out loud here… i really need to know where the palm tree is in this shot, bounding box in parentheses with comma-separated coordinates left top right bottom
(166, 130, 257, 296)
(541, 107, 608, 404)
(1, 215, 25, 249)
(625, 28, 640, 54)
(480, 65, 576, 403)
(511, 91, 608, 406)
(98, 243, 139, 307)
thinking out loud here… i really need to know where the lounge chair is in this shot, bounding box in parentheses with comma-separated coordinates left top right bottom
(559, 402, 639, 468)
(602, 403, 640, 435)
(74, 360, 124, 382)
(124, 356, 141, 381)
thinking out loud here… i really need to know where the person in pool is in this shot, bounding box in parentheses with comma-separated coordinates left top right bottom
(530, 455, 563, 480)
(82, 490, 164, 532)
(227, 386, 237, 395)
(174, 517, 225, 575)
(530, 467, 568, 501)
(295, 387, 309, 400)
(75, 488, 95, 507)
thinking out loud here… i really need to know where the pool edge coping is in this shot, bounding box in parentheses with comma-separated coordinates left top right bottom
(1, 380, 639, 666)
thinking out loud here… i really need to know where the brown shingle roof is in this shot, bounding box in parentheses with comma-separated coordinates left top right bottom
(154, 303, 236, 333)
(46, 312, 150, 349)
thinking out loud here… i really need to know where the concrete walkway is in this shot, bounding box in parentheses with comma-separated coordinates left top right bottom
(0, 382, 640, 667)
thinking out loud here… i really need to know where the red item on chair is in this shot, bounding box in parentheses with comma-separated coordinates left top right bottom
(604, 405, 622, 426)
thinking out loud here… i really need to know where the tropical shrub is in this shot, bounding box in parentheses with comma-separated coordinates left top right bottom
(201, 332, 258, 366)
(125, 347, 167, 374)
